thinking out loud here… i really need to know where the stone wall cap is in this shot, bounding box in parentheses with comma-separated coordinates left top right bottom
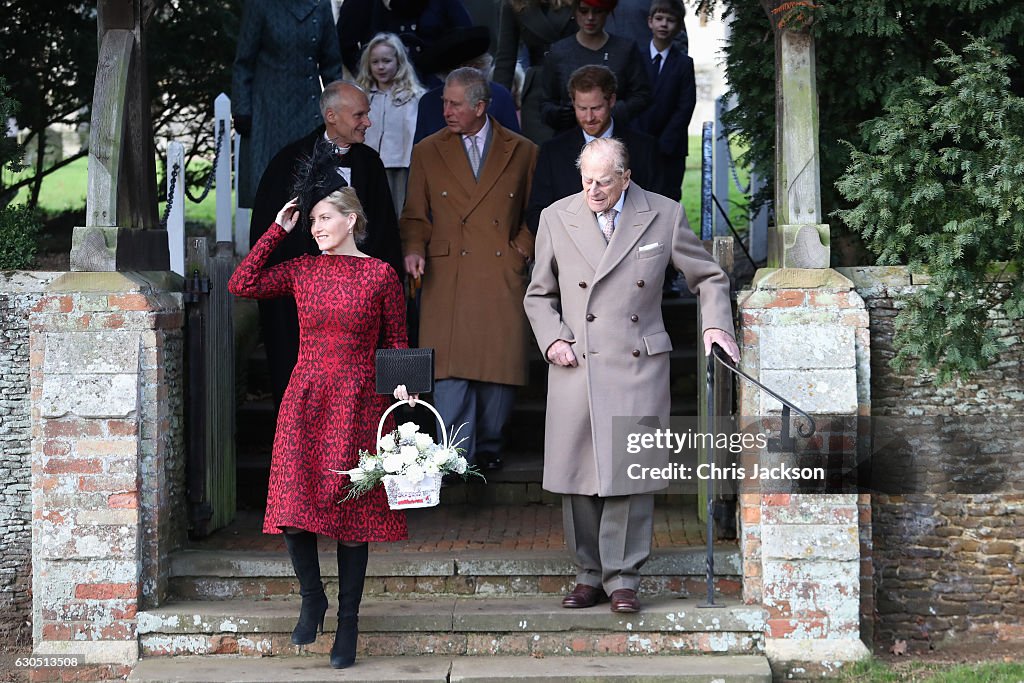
(46, 271, 183, 293)
(749, 268, 854, 291)
(0, 271, 62, 293)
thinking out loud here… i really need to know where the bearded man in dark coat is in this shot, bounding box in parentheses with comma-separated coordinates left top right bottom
(249, 80, 404, 407)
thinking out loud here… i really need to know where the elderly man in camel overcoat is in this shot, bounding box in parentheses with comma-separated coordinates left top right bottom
(401, 67, 537, 471)
(524, 137, 739, 613)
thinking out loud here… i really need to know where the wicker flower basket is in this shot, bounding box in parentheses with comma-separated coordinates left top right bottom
(377, 400, 447, 510)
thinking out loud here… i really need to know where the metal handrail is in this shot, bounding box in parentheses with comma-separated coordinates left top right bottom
(698, 345, 816, 608)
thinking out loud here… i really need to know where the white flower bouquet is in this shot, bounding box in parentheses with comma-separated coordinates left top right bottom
(337, 401, 481, 509)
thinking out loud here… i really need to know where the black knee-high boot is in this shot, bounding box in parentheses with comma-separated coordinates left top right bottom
(282, 531, 328, 645)
(330, 542, 368, 669)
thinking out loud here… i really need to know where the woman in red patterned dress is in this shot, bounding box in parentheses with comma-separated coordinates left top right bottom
(229, 182, 409, 669)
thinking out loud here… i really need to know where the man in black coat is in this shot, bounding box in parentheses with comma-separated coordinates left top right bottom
(525, 65, 667, 234)
(249, 80, 404, 407)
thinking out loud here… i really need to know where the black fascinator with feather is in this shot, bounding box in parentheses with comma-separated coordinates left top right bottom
(291, 138, 349, 233)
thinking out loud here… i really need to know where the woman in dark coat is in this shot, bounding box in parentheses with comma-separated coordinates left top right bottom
(540, 0, 651, 134)
(232, 0, 342, 208)
(229, 172, 411, 669)
(493, 0, 577, 144)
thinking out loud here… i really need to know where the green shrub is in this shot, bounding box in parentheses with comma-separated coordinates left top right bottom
(836, 37, 1024, 382)
(0, 204, 41, 270)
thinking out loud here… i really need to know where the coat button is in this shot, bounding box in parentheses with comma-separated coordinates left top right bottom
(581, 353, 586, 359)
(586, 314, 595, 322)
(441, 191, 448, 197)
(632, 349, 641, 357)
(637, 280, 645, 288)
(461, 249, 468, 256)
(578, 281, 587, 288)
(630, 314, 639, 322)
(496, 250, 502, 256)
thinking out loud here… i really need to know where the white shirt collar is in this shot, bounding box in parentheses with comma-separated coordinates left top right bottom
(602, 190, 626, 218)
(324, 131, 350, 155)
(582, 120, 615, 145)
(649, 41, 670, 63)
(464, 116, 490, 147)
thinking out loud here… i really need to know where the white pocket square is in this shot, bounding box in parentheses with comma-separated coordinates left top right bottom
(638, 242, 662, 253)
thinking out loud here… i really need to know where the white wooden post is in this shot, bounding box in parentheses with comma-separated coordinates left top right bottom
(214, 93, 233, 246)
(167, 141, 186, 276)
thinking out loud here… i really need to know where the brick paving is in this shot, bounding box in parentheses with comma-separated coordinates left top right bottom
(189, 500, 712, 554)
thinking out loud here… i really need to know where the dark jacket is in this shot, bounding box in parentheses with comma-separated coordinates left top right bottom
(632, 45, 696, 161)
(525, 122, 666, 233)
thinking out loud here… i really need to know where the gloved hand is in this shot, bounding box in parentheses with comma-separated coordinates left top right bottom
(233, 114, 252, 137)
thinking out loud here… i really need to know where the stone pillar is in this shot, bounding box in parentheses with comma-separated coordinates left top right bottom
(737, 268, 871, 676)
(29, 272, 184, 677)
(769, 29, 830, 268)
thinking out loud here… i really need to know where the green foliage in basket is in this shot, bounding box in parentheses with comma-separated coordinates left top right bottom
(337, 421, 482, 501)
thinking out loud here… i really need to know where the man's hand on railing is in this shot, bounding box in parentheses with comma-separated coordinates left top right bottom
(703, 328, 739, 363)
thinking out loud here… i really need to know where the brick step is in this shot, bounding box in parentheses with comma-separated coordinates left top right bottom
(136, 595, 765, 658)
(168, 547, 742, 601)
(129, 654, 773, 682)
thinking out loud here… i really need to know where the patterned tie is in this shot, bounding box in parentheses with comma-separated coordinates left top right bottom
(600, 209, 617, 243)
(467, 134, 481, 179)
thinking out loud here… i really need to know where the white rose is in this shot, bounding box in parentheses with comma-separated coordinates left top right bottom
(399, 445, 420, 466)
(452, 455, 468, 474)
(414, 432, 434, 451)
(397, 422, 419, 440)
(423, 460, 441, 475)
(347, 468, 367, 483)
(382, 452, 405, 474)
(432, 448, 454, 467)
(403, 463, 426, 484)
(378, 434, 396, 452)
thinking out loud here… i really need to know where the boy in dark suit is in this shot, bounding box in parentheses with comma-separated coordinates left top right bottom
(632, 0, 696, 202)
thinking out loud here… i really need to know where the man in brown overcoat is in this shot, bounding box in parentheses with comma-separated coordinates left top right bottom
(524, 138, 739, 613)
(401, 67, 537, 471)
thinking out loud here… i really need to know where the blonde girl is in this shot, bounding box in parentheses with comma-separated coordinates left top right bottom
(356, 32, 424, 216)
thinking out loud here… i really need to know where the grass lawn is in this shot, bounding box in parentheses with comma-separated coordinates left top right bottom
(838, 658, 1024, 682)
(4, 156, 219, 226)
(11, 136, 748, 238)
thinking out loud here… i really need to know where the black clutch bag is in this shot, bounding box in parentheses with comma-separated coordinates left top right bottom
(375, 348, 435, 395)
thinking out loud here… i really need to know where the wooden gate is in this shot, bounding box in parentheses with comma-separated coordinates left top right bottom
(184, 236, 236, 537)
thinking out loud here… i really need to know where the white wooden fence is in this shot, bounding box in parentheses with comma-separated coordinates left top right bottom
(165, 92, 249, 276)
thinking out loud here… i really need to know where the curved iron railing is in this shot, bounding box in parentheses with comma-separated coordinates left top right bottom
(698, 345, 816, 608)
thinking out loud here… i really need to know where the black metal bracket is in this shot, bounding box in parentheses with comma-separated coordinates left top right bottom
(183, 268, 210, 304)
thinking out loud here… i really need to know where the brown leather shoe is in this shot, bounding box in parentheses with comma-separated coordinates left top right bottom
(561, 583, 607, 608)
(609, 588, 640, 613)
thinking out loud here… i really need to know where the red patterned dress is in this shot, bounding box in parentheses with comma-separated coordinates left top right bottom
(229, 224, 408, 542)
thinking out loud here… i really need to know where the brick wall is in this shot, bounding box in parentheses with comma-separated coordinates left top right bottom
(842, 266, 1024, 650)
(0, 272, 60, 646)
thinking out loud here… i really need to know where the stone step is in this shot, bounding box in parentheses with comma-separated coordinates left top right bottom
(129, 654, 773, 683)
(168, 547, 742, 601)
(137, 595, 764, 658)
